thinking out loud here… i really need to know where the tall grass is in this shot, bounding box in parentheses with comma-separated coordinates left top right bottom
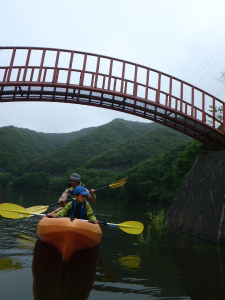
(138, 209, 165, 245)
(146, 209, 165, 226)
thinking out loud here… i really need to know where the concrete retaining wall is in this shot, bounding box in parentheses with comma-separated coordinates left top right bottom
(164, 150, 225, 244)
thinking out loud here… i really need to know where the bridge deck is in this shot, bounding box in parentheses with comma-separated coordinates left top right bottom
(0, 46, 224, 150)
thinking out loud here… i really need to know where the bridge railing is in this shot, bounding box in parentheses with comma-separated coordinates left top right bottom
(0, 46, 224, 132)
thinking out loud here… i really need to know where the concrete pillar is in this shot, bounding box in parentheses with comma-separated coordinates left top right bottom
(164, 150, 225, 244)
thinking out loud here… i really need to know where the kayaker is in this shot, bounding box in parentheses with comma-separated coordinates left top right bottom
(53, 186, 98, 223)
(58, 173, 96, 206)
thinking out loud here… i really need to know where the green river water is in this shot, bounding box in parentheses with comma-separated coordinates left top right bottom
(0, 188, 225, 300)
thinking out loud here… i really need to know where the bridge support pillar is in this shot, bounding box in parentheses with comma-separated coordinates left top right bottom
(164, 150, 225, 244)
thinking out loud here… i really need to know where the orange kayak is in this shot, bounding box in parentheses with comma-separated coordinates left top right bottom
(37, 217, 102, 262)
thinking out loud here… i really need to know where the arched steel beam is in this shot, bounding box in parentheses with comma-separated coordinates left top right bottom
(0, 46, 224, 150)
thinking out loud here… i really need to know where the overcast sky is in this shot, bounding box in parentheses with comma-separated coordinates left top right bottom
(1, 0, 225, 133)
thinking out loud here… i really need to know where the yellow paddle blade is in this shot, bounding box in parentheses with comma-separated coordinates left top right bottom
(109, 178, 127, 189)
(118, 221, 144, 235)
(26, 205, 48, 216)
(0, 203, 32, 219)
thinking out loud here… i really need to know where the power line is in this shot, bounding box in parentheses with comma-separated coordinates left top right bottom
(187, 37, 225, 85)
(215, 79, 225, 97)
(183, 38, 225, 102)
(195, 50, 225, 86)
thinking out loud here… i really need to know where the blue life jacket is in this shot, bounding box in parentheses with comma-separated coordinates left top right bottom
(69, 200, 88, 220)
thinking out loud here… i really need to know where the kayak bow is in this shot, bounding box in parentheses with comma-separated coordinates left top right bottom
(37, 217, 102, 262)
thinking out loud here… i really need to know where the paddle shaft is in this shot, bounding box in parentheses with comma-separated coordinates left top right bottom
(0, 206, 53, 218)
(32, 213, 53, 218)
(49, 201, 63, 208)
(48, 185, 110, 207)
(99, 222, 139, 229)
(30, 213, 53, 217)
(0, 203, 143, 234)
(84, 178, 126, 193)
(49, 182, 121, 206)
(27, 178, 127, 212)
(95, 185, 109, 192)
(88, 220, 140, 229)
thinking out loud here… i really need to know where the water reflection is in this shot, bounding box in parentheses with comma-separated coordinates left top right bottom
(0, 257, 22, 271)
(32, 240, 99, 300)
(116, 255, 141, 271)
(166, 231, 225, 300)
(16, 234, 36, 250)
(0, 184, 4, 203)
(2, 187, 225, 300)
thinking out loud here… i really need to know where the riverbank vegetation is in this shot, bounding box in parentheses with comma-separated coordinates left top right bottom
(138, 208, 166, 245)
(0, 119, 213, 204)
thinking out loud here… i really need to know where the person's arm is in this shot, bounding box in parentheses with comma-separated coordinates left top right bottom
(58, 189, 68, 202)
(58, 187, 73, 206)
(54, 201, 73, 217)
(87, 192, 96, 204)
(80, 183, 96, 204)
(84, 187, 96, 204)
(86, 202, 97, 222)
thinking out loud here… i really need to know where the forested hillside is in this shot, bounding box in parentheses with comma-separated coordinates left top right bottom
(0, 119, 213, 203)
(20, 119, 191, 174)
(84, 128, 190, 171)
(124, 141, 213, 203)
(20, 118, 156, 174)
(0, 125, 95, 174)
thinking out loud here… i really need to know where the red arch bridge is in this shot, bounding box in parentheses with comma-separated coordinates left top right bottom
(0, 46, 224, 150)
